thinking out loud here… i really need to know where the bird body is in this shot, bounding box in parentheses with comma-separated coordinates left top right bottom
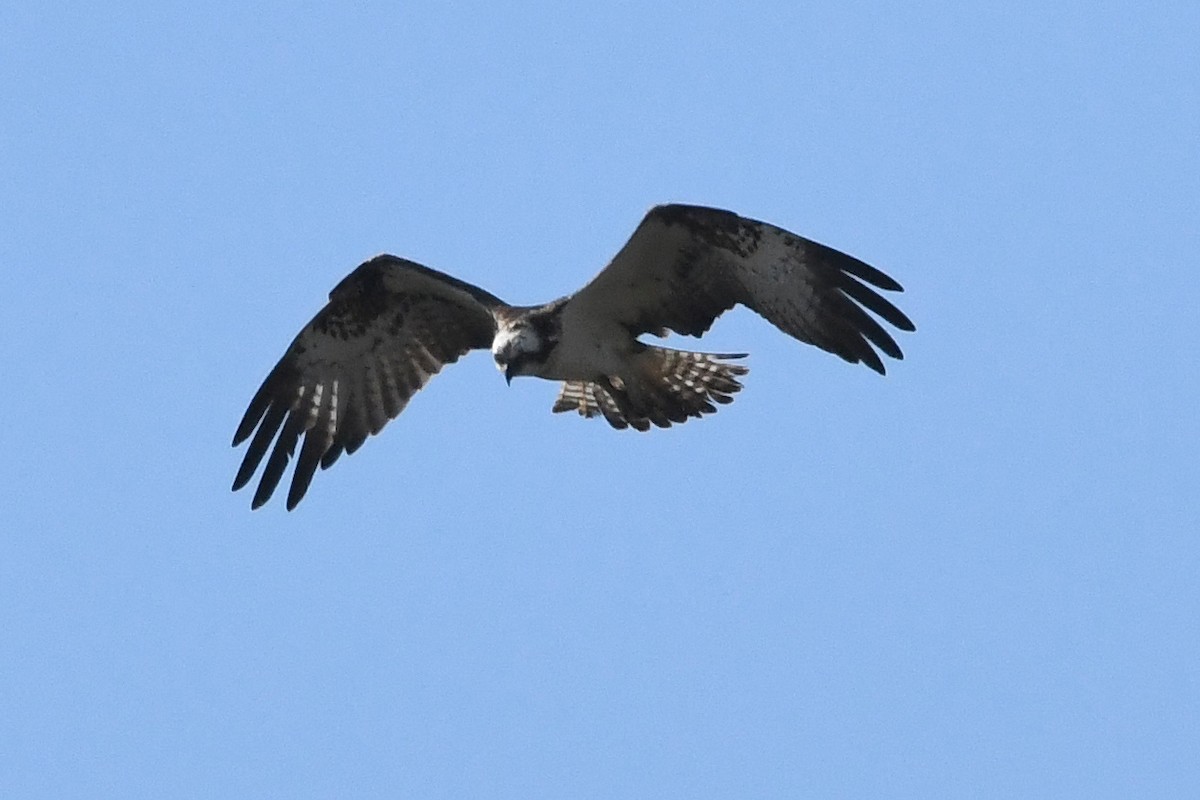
(232, 204, 915, 509)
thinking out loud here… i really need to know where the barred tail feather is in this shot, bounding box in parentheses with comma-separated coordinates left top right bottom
(551, 349, 748, 432)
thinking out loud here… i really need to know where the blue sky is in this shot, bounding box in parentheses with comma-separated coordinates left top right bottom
(3, 1, 1197, 797)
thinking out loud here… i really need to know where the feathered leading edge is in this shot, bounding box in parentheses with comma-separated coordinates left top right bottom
(552, 347, 748, 432)
(230, 255, 503, 510)
(564, 204, 916, 379)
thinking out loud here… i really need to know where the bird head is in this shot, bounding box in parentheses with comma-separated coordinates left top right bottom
(492, 323, 544, 385)
(492, 301, 565, 384)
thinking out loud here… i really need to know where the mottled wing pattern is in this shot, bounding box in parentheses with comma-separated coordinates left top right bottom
(568, 204, 915, 374)
(231, 256, 503, 510)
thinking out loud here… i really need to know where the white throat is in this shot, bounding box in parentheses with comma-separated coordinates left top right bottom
(492, 323, 540, 361)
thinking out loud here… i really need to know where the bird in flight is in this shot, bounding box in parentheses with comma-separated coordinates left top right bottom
(232, 204, 915, 509)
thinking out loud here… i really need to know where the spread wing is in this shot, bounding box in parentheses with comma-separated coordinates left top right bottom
(231, 255, 505, 510)
(567, 204, 915, 373)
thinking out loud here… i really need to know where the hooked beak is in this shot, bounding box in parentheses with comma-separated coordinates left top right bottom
(495, 353, 514, 385)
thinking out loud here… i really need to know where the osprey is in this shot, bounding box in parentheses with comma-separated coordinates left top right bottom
(232, 204, 915, 509)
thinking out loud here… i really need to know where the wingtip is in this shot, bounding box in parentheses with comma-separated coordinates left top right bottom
(251, 480, 276, 511)
(231, 460, 256, 493)
(285, 483, 305, 511)
(868, 347, 908, 376)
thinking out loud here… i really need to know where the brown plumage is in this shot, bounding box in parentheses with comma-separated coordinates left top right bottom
(231, 256, 503, 510)
(232, 204, 915, 509)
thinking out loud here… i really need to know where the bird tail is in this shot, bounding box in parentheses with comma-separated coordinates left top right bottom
(551, 348, 748, 431)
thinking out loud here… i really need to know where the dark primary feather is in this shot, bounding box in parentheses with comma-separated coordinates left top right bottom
(231, 255, 503, 510)
(232, 204, 916, 508)
(569, 204, 915, 374)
